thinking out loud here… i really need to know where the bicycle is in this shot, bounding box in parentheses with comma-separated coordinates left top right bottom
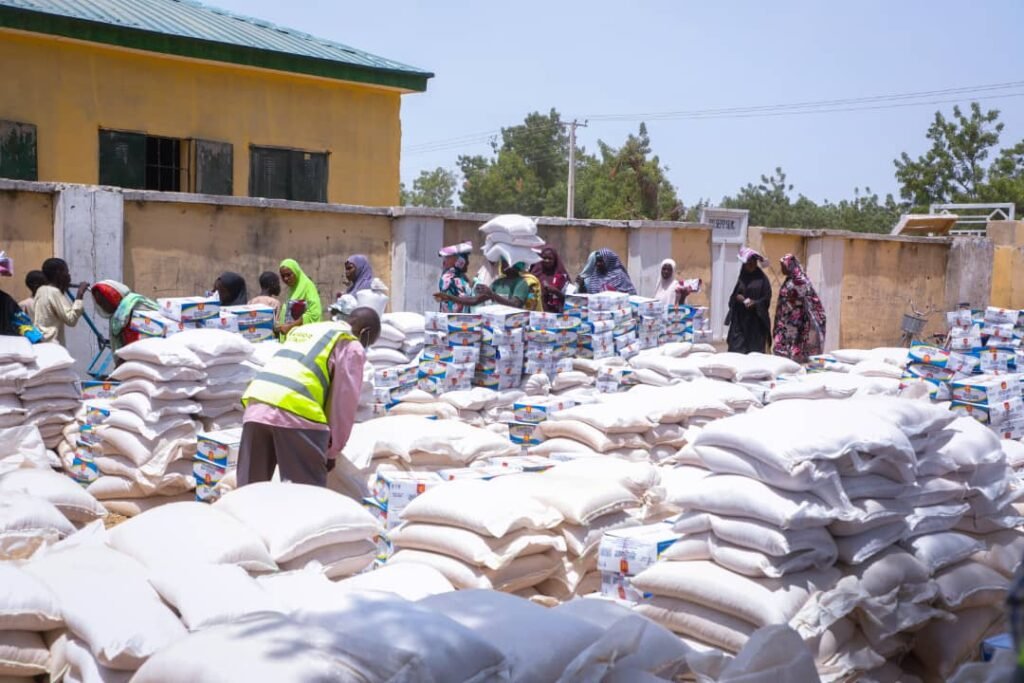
(899, 300, 941, 348)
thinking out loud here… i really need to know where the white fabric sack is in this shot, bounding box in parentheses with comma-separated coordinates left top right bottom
(631, 560, 839, 627)
(497, 471, 646, 526)
(389, 549, 560, 592)
(131, 611, 423, 683)
(115, 378, 203, 400)
(0, 336, 33, 364)
(382, 312, 425, 334)
(277, 540, 377, 579)
(147, 563, 282, 630)
(935, 561, 1009, 610)
(333, 563, 454, 601)
(166, 329, 253, 364)
(64, 635, 132, 683)
(399, 479, 562, 537)
(20, 382, 81, 401)
(673, 511, 836, 558)
(903, 532, 985, 574)
(669, 474, 840, 529)
(108, 501, 276, 571)
(420, 589, 608, 683)
(23, 343, 75, 377)
(214, 482, 381, 562)
(716, 624, 820, 683)
(912, 605, 1004, 680)
(390, 523, 565, 570)
(0, 563, 62, 630)
(26, 542, 186, 670)
(0, 469, 107, 524)
(970, 529, 1024, 577)
(538, 419, 650, 453)
(553, 599, 693, 680)
(109, 393, 200, 421)
(0, 629, 49, 677)
(633, 595, 755, 653)
(0, 425, 51, 474)
(115, 337, 204, 368)
(109, 361, 205, 383)
(294, 591, 510, 683)
(0, 492, 75, 560)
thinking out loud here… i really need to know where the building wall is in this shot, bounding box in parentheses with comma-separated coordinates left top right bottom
(0, 187, 53, 301)
(122, 199, 391, 309)
(840, 238, 949, 348)
(670, 228, 711, 307)
(0, 29, 402, 205)
(989, 221, 1024, 308)
(0, 180, 1006, 354)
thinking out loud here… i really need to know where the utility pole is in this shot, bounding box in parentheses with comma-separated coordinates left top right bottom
(565, 119, 587, 219)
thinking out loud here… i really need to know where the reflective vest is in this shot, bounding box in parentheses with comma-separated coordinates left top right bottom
(242, 322, 356, 423)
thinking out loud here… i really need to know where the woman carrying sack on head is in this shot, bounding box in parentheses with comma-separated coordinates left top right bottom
(772, 253, 826, 363)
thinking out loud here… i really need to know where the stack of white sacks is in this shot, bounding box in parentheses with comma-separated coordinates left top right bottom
(0, 338, 80, 450)
(56, 330, 255, 516)
(640, 396, 1022, 682)
(478, 214, 544, 274)
(366, 312, 425, 368)
(330, 414, 520, 499)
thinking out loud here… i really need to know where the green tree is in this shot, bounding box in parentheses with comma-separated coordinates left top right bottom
(720, 167, 900, 233)
(458, 109, 569, 215)
(582, 123, 682, 220)
(894, 102, 1004, 209)
(400, 167, 458, 208)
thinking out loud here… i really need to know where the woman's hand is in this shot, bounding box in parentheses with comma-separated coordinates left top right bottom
(432, 292, 449, 302)
(735, 294, 746, 304)
(475, 285, 493, 301)
(743, 298, 753, 308)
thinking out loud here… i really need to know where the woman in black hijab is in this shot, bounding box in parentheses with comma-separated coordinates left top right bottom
(213, 272, 248, 307)
(726, 247, 772, 354)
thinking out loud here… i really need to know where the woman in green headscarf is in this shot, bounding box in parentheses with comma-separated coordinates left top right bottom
(276, 258, 322, 337)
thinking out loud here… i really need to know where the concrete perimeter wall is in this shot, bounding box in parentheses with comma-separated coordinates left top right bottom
(0, 179, 1011, 367)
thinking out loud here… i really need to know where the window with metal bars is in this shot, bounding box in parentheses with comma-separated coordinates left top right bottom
(98, 130, 232, 195)
(249, 145, 328, 203)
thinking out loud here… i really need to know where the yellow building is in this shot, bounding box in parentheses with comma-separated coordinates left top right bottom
(0, 0, 431, 205)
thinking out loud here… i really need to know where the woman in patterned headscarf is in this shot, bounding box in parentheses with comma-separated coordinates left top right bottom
(90, 279, 158, 353)
(577, 248, 637, 295)
(433, 242, 475, 312)
(726, 246, 772, 354)
(773, 253, 826, 362)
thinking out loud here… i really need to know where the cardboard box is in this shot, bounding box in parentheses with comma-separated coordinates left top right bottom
(363, 497, 403, 532)
(528, 312, 580, 331)
(479, 305, 530, 331)
(905, 363, 956, 382)
(946, 309, 972, 328)
(193, 459, 230, 503)
(158, 295, 220, 322)
(597, 523, 681, 576)
(83, 402, 111, 426)
(588, 292, 630, 311)
(201, 311, 239, 334)
(81, 380, 120, 400)
(513, 398, 575, 424)
(485, 454, 554, 472)
(371, 471, 443, 513)
(988, 397, 1024, 426)
(67, 446, 100, 485)
(223, 304, 276, 325)
(628, 296, 666, 317)
(600, 572, 648, 604)
(437, 465, 519, 481)
(508, 421, 545, 445)
(196, 428, 243, 468)
(950, 400, 991, 424)
(947, 351, 981, 375)
(239, 323, 275, 343)
(578, 319, 615, 335)
(984, 307, 1020, 326)
(907, 344, 949, 368)
(951, 375, 1021, 404)
(130, 310, 183, 337)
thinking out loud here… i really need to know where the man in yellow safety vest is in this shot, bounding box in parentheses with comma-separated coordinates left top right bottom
(238, 307, 380, 487)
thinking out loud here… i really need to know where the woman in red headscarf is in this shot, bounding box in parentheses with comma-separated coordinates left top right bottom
(529, 246, 570, 313)
(90, 280, 158, 354)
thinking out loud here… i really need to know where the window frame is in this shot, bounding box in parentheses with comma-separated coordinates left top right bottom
(248, 144, 329, 203)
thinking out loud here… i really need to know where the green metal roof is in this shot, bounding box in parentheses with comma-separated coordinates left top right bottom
(0, 0, 433, 91)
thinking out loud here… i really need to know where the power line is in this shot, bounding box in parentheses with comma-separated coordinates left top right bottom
(401, 80, 1024, 156)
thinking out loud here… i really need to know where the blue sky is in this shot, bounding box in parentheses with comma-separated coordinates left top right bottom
(213, 0, 1024, 208)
